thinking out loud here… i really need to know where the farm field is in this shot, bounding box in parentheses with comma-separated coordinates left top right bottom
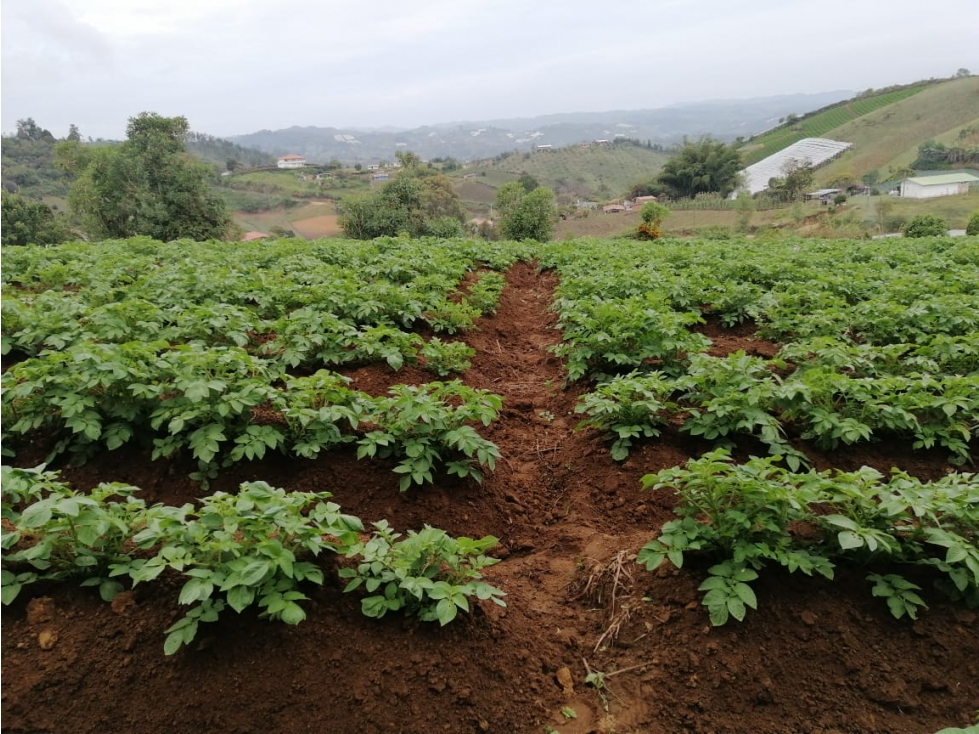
(2, 236, 978, 734)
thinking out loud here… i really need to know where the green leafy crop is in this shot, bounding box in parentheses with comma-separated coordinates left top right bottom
(339, 521, 506, 625)
(638, 451, 979, 625)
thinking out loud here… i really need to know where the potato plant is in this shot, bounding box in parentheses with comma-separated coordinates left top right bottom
(2, 468, 507, 653)
(124, 481, 364, 654)
(638, 451, 979, 625)
(356, 381, 502, 491)
(3, 346, 503, 488)
(339, 521, 506, 625)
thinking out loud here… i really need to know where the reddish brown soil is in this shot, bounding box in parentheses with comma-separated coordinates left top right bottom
(3, 262, 977, 734)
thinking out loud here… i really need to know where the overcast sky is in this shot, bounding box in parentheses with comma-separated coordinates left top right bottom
(2, 0, 976, 140)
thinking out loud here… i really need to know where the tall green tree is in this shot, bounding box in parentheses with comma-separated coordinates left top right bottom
(517, 172, 540, 193)
(57, 112, 231, 241)
(495, 182, 556, 241)
(767, 160, 815, 202)
(15, 118, 54, 142)
(337, 154, 465, 239)
(657, 137, 742, 199)
(1, 191, 70, 246)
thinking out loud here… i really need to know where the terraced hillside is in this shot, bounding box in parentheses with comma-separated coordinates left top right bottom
(814, 75, 979, 185)
(740, 84, 930, 165)
(739, 76, 979, 187)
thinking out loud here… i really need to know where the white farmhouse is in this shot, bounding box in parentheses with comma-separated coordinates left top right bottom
(899, 172, 979, 199)
(276, 154, 306, 169)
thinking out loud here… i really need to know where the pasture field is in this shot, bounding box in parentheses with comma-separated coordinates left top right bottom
(457, 143, 671, 201)
(741, 84, 929, 165)
(811, 76, 979, 185)
(2, 235, 978, 734)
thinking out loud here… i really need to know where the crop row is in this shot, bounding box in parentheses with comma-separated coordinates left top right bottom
(542, 237, 979, 345)
(639, 450, 978, 625)
(1, 466, 506, 653)
(577, 354, 977, 464)
(2, 342, 502, 489)
(3, 237, 520, 372)
(543, 237, 978, 462)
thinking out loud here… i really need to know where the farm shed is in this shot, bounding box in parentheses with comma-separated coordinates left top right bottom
(899, 172, 979, 199)
(804, 188, 841, 204)
(276, 154, 306, 169)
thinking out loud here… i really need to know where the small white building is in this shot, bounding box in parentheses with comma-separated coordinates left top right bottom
(276, 154, 306, 169)
(899, 172, 979, 199)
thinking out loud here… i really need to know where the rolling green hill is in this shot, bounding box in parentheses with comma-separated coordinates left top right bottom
(737, 76, 979, 188)
(813, 76, 979, 185)
(452, 141, 671, 208)
(740, 84, 931, 166)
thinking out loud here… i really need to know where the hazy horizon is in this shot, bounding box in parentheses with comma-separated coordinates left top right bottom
(2, 0, 976, 140)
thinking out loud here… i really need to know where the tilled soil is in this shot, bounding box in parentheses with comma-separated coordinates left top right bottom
(2, 262, 977, 734)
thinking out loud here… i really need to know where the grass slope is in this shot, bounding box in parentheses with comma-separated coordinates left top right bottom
(815, 77, 979, 184)
(740, 84, 930, 166)
(455, 143, 671, 203)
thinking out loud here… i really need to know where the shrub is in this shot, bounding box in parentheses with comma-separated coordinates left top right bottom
(966, 211, 979, 236)
(884, 214, 908, 232)
(833, 193, 848, 205)
(904, 214, 948, 238)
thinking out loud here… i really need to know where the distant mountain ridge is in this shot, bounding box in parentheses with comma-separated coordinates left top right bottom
(229, 91, 853, 164)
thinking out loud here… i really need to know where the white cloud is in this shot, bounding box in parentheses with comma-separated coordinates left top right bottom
(2, 0, 976, 139)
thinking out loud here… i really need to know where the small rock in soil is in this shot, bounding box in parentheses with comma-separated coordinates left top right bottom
(26, 597, 56, 625)
(800, 611, 818, 626)
(555, 666, 574, 696)
(111, 591, 136, 615)
(38, 629, 58, 650)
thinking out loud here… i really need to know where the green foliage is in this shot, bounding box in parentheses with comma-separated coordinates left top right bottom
(542, 236, 978, 463)
(1, 238, 530, 485)
(904, 214, 949, 238)
(657, 137, 742, 199)
(767, 161, 815, 202)
(574, 371, 674, 460)
(464, 271, 507, 315)
(127, 481, 363, 653)
(59, 112, 231, 241)
(1, 466, 145, 604)
(355, 381, 501, 491)
(3, 469, 504, 651)
(868, 573, 927, 620)
(495, 182, 557, 241)
(2, 342, 504, 487)
(636, 200, 670, 239)
(640, 201, 670, 225)
(549, 293, 709, 382)
(638, 451, 979, 626)
(698, 561, 759, 626)
(338, 156, 465, 239)
(1, 191, 71, 246)
(964, 211, 979, 236)
(420, 338, 475, 377)
(517, 171, 540, 193)
(339, 521, 505, 625)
